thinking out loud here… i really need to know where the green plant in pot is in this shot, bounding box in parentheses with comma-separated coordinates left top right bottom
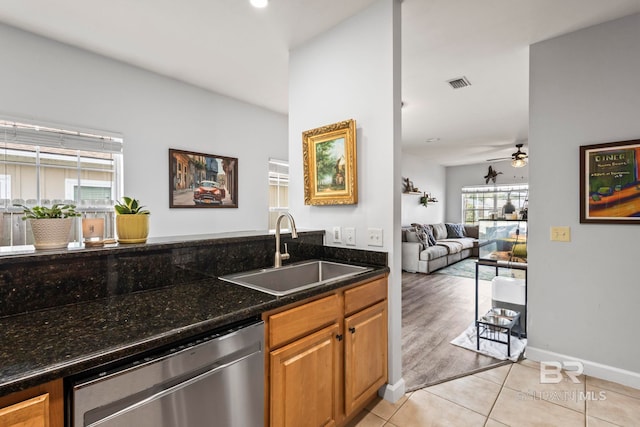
(114, 196, 150, 244)
(15, 203, 81, 250)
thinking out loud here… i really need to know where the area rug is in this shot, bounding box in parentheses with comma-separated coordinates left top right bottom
(433, 258, 526, 281)
(451, 323, 527, 362)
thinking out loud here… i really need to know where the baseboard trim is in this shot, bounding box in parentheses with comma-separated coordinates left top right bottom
(526, 346, 640, 390)
(379, 378, 406, 403)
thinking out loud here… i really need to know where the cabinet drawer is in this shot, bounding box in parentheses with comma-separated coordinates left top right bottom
(344, 277, 387, 316)
(269, 294, 340, 348)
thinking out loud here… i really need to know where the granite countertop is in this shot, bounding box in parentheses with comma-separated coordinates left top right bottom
(0, 266, 387, 396)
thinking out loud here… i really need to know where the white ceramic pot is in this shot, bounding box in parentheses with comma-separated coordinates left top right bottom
(29, 218, 74, 250)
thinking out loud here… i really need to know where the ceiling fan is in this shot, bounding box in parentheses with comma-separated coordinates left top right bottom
(487, 143, 528, 167)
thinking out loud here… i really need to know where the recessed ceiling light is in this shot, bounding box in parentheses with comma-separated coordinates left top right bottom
(250, 0, 268, 8)
(425, 138, 440, 143)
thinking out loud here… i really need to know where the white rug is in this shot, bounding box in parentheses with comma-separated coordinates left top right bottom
(451, 323, 527, 362)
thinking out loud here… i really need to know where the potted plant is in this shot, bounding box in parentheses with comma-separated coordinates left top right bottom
(114, 196, 150, 244)
(15, 203, 81, 250)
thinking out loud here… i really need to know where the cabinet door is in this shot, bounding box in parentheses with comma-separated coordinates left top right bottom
(0, 393, 49, 427)
(270, 323, 341, 427)
(344, 301, 388, 416)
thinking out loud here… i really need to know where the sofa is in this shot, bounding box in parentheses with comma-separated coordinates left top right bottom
(402, 222, 489, 274)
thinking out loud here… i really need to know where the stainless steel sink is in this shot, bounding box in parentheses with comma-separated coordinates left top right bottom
(219, 260, 371, 296)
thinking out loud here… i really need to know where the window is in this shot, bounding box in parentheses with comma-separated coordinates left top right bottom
(268, 158, 289, 230)
(0, 119, 123, 247)
(461, 184, 528, 224)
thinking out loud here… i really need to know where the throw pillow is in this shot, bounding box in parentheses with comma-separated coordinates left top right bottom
(445, 223, 466, 238)
(423, 225, 437, 246)
(410, 223, 433, 247)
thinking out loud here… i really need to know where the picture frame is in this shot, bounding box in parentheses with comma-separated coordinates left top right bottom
(580, 139, 640, 223)
(302, 119, 358, 205)
(169, 148, 238, 208)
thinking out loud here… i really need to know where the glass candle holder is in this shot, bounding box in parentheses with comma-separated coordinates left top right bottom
(82, 218, 105, 246)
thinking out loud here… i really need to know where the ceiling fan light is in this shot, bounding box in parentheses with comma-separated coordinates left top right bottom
(512, 158, 527, 168)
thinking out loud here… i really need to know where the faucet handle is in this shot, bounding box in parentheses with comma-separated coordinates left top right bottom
(281, 243, 290, 261)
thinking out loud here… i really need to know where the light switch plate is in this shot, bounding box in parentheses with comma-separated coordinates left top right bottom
(344, 227, 356, 246)
(550, 226, 571, 242)
(332, 226, 342, 243)
(367, 228, 383, 247)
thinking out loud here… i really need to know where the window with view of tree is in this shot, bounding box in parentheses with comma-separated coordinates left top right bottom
(0, 120, 123, 247)
(461, 184, 528, 224)
(268, 159, 289, 231)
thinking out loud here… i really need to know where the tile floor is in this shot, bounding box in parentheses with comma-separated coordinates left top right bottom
(348, 359, 640, 426)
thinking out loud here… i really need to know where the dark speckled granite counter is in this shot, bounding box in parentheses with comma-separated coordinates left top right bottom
(0, 230, 388, 396)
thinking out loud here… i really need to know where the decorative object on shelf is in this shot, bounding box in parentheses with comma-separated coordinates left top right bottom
(14, 203, 80, 250)
(419, 192, 438, 207)
(82, 217, 105, 247)
(114, 197, 150, 244)
(403, 177, 419, 193)
(302, 119, 357, 205)
(580, 139, 640, 224)
(169, 149, 238, 208)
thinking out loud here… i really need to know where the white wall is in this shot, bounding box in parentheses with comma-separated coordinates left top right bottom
(528, 13, 640, 386)
(0, 23, 288, 237)
(401, 153, 445, 225)
(445, 161, 529, 222)
(289, 0, 404, 400)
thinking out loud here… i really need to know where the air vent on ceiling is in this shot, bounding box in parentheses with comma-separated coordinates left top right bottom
(447, 76, 471, 89)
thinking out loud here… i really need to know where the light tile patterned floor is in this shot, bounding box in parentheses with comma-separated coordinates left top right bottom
(347, 360, 640, 427)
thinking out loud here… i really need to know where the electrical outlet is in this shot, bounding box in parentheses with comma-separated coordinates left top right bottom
(550, 226, 571, 242)
(367, 228, 383, 247)
(332, 226, 342, 243)
(344, 227, 356, 246)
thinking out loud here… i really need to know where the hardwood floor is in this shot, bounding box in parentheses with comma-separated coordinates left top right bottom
(402, 271, 507, 391)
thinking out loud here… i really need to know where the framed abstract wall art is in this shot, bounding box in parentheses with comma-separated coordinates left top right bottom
(580, 139, 640, 223)
(169, 149, 238, 208)
(302, 119, 358, 205)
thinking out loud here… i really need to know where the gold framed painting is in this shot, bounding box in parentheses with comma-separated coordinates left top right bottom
(303, 119, 357, 205)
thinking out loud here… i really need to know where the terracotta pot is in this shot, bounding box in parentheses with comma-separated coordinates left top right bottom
(29, 218, 74, 250)
(116, 214, 149, 244)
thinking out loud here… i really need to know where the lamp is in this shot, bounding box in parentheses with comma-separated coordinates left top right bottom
(250, 0, 268, 8)
(511, 158, 527, 168)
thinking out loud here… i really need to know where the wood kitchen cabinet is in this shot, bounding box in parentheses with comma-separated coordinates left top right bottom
(264, 275, 388, 427)
(0, 379, 63, 427)
(344, 301, 387, 417)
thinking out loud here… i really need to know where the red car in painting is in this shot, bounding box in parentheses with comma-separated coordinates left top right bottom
(194, 180, 225, 204)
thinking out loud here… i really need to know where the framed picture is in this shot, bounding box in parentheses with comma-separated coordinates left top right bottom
(580, 139, 640, 223)
(169, 149, 238, 208)
(302, 119, 358, 205)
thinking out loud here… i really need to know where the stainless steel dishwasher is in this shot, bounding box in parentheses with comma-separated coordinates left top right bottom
(70, 319, 264, 427)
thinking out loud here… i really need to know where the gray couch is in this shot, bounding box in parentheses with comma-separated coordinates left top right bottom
(402, 223, 488, 274)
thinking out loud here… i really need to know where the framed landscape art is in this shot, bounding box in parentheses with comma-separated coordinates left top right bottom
(169, 149, 238, 208)
(580, 139, 640, 223)
(302, 119, 358, 205)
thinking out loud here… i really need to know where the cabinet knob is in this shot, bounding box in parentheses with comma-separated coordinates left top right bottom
(336, 334, 343, 341)
(349, 327, 356, 334)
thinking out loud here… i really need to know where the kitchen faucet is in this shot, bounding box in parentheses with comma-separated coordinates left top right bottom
(274, 212, 298, 268)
